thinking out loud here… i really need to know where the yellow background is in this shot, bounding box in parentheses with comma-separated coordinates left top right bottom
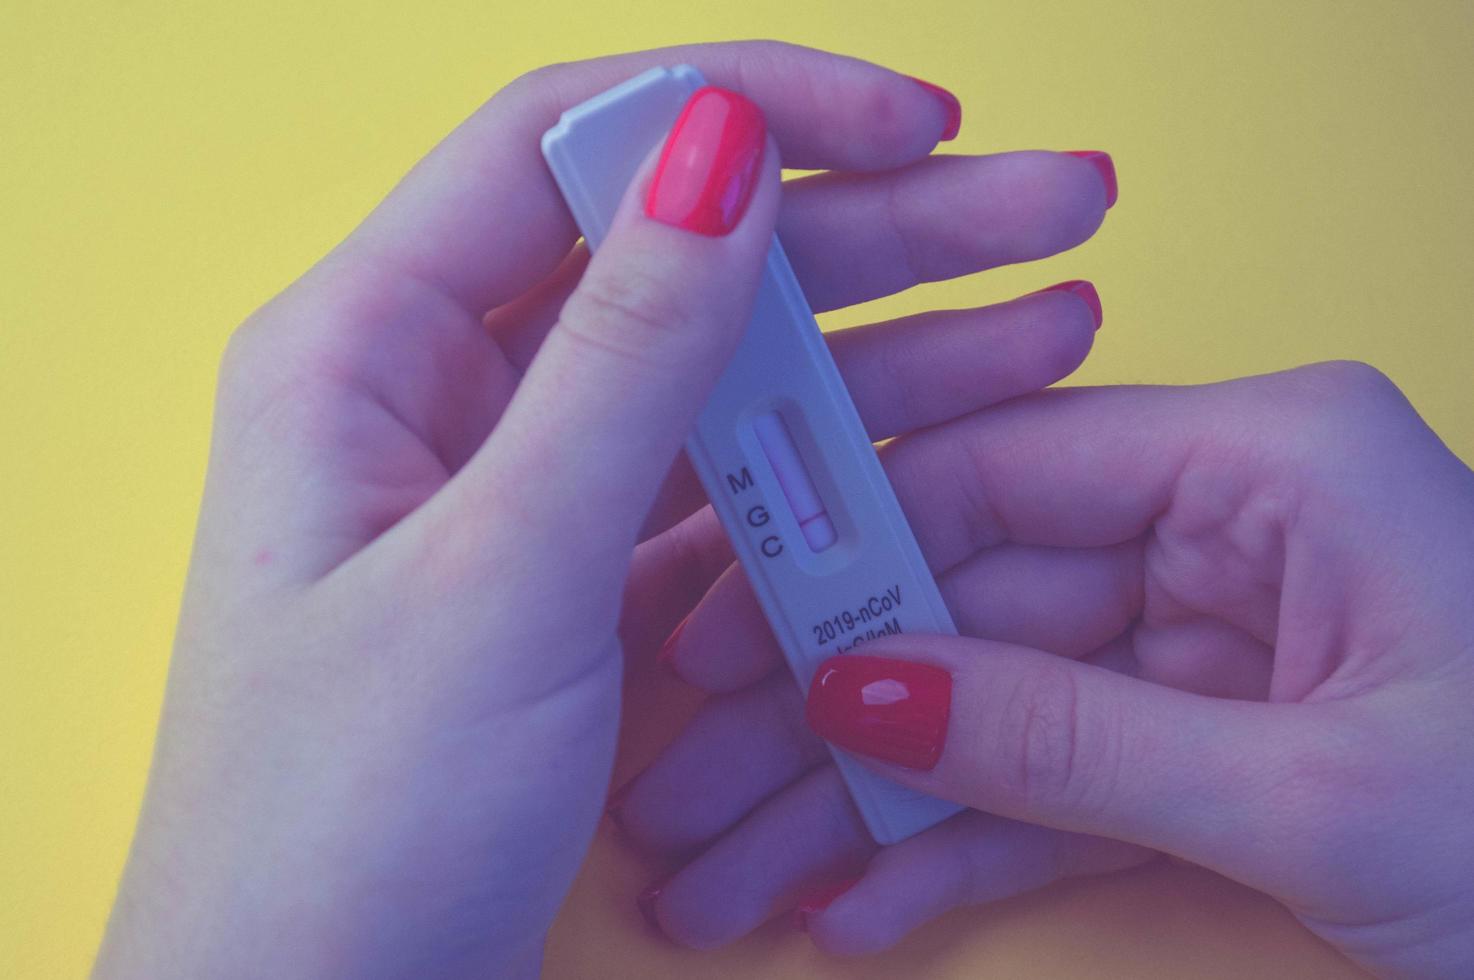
(4, 0, 1471, 976)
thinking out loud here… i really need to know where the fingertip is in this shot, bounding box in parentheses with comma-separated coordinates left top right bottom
(1064, 150, 1118, 209)
(654, 573, 785, 694)
(1008, 281, 1100, 388)
(642, 871, 735, 951)
(793, 875, 862, 934)
(1025, 279, 1104, 331)
(637, 877, 668, 936)
(954, 151, 1109, 264)
(800, 902, 909, 958)
(809, 66, 965, 168)
(904, 75, 963, 142)
(671, 645, 780, 694)
(602, 771, 681, 857)
(682, 43, 961, 170)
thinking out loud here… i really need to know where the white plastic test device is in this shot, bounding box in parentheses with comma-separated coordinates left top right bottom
(542, 66, 963, 845)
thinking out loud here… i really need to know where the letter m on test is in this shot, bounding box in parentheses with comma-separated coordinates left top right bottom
(726, 468, 754, 495)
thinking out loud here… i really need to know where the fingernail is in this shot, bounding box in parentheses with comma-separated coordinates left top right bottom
(654, 614, 689, 677)
(645, 86, 766, 236)
(805, 656, 951, 770)
(637, 878, 666, 933)
(1028, 279, 1103, 330)
(793, 877, 861, 932)
(906, 76, 962, 141)
(1065, 150, 1117, 208)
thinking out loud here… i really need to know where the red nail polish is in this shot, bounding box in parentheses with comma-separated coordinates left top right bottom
(645, 86, 766, 236)
(637, 879, 666, 933)
(1028, 279, 1103, 330)
(793, 877, 861, 932)
(1065, 150, 1117, 208)
(906, 76, 962, 141)
(654, 614, 690, 676)
(805, 656, 951, 770)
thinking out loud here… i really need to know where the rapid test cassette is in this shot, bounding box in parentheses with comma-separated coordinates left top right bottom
(542, 66, 963, 845)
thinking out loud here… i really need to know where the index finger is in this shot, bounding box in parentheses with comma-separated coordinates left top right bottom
(890, 363, 1461, 572)
(341, 40, 960, 314)
(888, 383, 1200, 566)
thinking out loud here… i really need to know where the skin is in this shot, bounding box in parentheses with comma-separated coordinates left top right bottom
(641, 365, 1474, 980)
(93, 40, 1473, 980)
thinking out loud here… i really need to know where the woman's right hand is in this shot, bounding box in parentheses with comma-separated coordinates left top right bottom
(620, 361, 1474, 979)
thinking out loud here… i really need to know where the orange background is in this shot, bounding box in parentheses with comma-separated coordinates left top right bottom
(6, 0, 1471, 976)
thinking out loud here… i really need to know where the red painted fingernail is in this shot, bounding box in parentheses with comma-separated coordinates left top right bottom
(805, 656, 951, 770)
(906, 76, 962, 141)
(1028, 279, 1103, 330)
(637, 879, 666, 933)
(1065, 150, 1117, 208)
(793, 877, 861, 932)
(645, 86, 766, 236)
(655, 614, 690, 677)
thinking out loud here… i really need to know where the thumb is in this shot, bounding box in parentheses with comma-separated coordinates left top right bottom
(804, 635, 1327, 870)
(447, 86, 779, 553)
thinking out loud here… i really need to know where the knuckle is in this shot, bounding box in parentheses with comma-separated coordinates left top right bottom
(486, 63, 580, 133)
(996, 666, 1078, 801)
(575, 269, 688, 332)
(216, 309, 299, 419)
(997, 663, 1095, 810)
(502, 62, 569, 105)
(874, 329, 929, 426)
(881, 175, 926, 287)
(1272, 360, 1409, 434)
(1262, 360, 1420, 476)
(1281, 359, 1402, 410)
(216, 259, 414, 431)
(507, 63, 552, 91)
(742, 37, 804, 58)
(560, 270, 703, 370)
(214, 318, 326, 446)
(218, 319, 267, 390)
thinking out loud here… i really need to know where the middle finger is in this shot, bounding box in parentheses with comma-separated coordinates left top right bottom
(491, 150, 1111, 364)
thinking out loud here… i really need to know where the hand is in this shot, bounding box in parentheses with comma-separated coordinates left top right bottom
(95, 41, 1115, 978)
(623, 363, 1474, 978)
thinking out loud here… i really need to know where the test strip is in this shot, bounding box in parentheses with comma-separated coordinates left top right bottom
(752, 412, 837, 552)
(542, 66, 963, 844)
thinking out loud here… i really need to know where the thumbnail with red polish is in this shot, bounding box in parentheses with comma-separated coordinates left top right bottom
(645, 86, 766, 236)
(1029, 279, 1103, 330)
(1065, 150, 1118, 208)
(906, 75, 963, 141)
(805, 656, 951, 770)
